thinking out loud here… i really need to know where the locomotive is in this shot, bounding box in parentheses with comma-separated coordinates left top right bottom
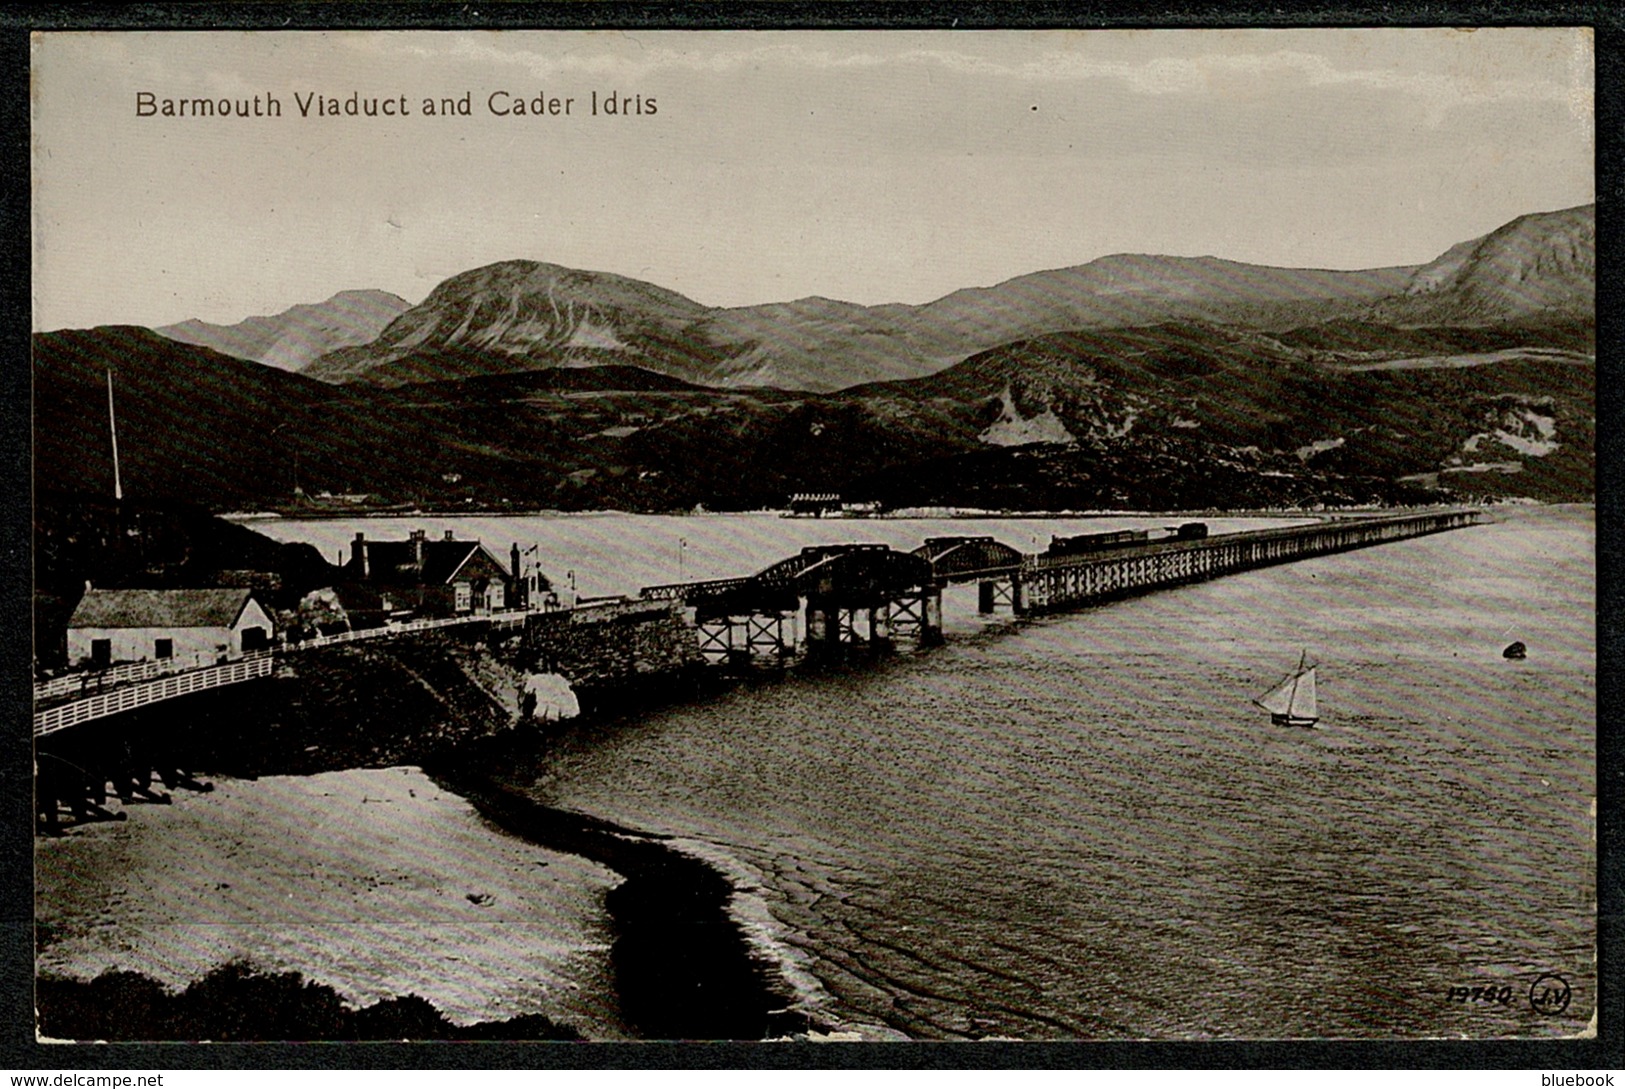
(1044, 522, 1207, 558)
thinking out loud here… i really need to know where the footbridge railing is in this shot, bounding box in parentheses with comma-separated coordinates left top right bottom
(34, 607, 538, 735)
(34, 655, 275, 737)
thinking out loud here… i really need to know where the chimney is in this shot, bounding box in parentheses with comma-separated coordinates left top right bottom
(511, 543, 524, 609)
(411, 529, 426, 575)
(353, 532, 369, 578)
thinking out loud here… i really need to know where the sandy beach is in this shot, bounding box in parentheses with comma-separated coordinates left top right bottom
(35, 766, 627, 1038)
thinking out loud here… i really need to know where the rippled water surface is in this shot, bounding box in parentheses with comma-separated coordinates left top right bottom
(262, 508, 1595, 1039)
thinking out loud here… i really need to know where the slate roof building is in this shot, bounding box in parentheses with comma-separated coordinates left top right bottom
(342, 529, 535, 623)
(67, 587, 275, 669)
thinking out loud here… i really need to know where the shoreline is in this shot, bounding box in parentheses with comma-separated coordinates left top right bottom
(35, 765, 628, 1041)
(426, 754, 819, 1041)
(218, 498, 1545, 524)
(35, 740, 812, 1041)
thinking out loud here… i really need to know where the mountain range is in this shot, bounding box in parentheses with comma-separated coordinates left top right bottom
(36, 203, 1594, 513)
(155, 204, 1592, 395)
(295, 256, 1421, 392)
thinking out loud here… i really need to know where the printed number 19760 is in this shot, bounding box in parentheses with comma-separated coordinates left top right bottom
(1447, 985, 1513, 1005)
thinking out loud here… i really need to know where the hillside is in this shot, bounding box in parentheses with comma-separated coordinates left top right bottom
(33, 327, 526, 509)
(834, 324, 1593, 508)
(1372, 204, 1594, 325)
(34, 313, 1591, 515)
(157, 290, 411, 372)
(33, 327, 799, 510)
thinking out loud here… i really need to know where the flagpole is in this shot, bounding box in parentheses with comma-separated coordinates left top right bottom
(107, 369, 122, 501)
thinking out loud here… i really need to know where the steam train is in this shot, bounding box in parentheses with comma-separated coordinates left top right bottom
(1044, 522, 1207, 558)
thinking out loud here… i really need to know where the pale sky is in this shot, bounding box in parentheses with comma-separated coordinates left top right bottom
(31, 28, 1595, 331)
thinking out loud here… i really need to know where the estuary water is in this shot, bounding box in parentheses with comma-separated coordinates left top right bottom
(255, 507, 1596, 1040)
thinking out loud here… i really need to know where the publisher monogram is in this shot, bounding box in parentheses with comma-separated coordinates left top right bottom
(1529, 973, 1574, 1017)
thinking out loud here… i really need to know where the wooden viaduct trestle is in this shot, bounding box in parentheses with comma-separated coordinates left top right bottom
(640, 510, 1482, 667)
(1017, 509, 1482, 615)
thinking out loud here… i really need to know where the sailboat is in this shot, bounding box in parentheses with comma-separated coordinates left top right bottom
(1253, 651, 1319, 728)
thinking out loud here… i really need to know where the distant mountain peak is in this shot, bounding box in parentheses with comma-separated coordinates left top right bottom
(302, 260, 716, 386)
(422, 259, 704, 306)
(1387, 203, 1594, 322)
(156, 289, 411, 372)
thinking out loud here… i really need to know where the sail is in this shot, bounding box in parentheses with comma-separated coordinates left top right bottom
(1289, 666, 1317, 721)
(1254, 657, 1318, 721)
(1253, 674, 1297, 716)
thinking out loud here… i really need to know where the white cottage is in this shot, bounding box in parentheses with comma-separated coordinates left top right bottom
(67, 588, 275, 669)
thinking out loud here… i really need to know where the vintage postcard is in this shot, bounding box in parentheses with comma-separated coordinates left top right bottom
(30, 28, 1595, 1045)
